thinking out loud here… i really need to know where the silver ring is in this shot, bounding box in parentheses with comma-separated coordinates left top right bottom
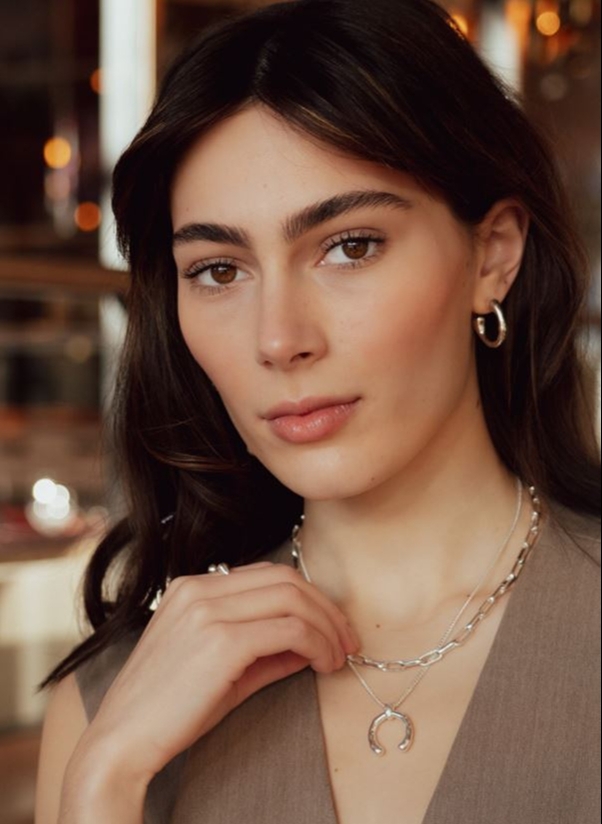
(208, 562, 231, 575)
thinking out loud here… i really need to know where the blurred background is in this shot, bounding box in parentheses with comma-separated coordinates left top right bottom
(0, 0, 599, 821)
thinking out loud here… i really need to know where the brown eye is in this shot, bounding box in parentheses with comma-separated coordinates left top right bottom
(210, 264, 238, 285)
(342, 240, 371, 260)
(320, 234, 385, 269)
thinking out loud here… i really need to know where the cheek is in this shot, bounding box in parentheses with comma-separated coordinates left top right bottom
(347, 260, 471, 389)
(178, 292, 252, 410)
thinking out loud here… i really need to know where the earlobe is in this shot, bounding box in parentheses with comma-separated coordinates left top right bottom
(472, 200, 529, 315)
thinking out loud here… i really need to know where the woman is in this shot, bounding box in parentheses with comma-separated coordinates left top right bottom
(35, 0, 600, 822)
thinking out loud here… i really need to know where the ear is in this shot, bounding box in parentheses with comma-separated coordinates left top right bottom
(472, 199, 530, 315)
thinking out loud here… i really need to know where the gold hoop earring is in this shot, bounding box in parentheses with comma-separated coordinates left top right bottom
(473, 299, 507, 349)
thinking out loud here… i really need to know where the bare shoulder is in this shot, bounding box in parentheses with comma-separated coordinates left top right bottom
(35, 672, 89, 824)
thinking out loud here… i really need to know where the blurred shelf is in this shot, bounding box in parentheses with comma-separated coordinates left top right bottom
(0, 255, 127, 296)
(0, 405, 99, 424)
(0, 535, 88, 565)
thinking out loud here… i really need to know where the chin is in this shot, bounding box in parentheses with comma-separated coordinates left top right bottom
(284, 477, 371, 502)
(256, 448, 386, 502)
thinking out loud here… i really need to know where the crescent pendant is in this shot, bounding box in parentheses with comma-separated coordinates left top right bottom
(368, 706, 415, 756)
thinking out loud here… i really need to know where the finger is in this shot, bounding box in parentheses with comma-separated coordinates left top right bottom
(192, 583, 347, 664)
(196, 564, 358, 653)
(227, 616, 343, 677)
(230, 562, 274, 573)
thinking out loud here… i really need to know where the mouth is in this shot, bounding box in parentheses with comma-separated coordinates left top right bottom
(263, 396, 362, 421)
(263, 397, 362, 445)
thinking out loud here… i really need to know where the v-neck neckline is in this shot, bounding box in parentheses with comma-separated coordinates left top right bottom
(270, 508, 551, 824)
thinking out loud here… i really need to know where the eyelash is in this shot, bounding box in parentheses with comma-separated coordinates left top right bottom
(181, 231, 387, 295)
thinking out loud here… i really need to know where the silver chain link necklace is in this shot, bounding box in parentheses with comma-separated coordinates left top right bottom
(290, 483, 542, 756)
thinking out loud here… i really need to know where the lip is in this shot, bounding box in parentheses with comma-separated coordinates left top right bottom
(264, 397, 361, 445)
(263, 396, 361, 421)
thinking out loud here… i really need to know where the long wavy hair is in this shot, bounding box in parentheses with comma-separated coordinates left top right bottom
(40, 0, 600, 690)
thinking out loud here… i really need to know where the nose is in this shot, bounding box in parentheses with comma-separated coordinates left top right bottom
(255, 276, 327, 370)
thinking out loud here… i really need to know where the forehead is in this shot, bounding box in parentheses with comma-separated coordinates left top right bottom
(170, 105, 421, 224)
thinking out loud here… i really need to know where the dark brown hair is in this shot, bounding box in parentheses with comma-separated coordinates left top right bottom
(40, 0, 600, 690)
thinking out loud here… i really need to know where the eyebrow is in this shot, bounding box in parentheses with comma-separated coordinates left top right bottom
(172, 189, 413, 249)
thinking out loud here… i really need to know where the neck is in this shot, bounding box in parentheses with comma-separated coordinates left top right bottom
(297, 408, 530, 632)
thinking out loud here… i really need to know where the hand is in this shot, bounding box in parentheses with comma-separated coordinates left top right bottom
(73, 561, 359, 786)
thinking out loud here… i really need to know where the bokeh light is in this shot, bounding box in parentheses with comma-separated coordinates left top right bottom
(74, 201, 102, 232)
(506, 0, 533, 36)
(90, 68, 103, 94)
(536, 11, 562, 36)
(28, 478, 78, 536)
(452, 13, 470, 36)
(43, 137, 72, 170)
(32, 478, 59, 505)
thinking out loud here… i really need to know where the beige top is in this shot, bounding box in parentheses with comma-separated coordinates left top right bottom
(75, 503, 600, 823)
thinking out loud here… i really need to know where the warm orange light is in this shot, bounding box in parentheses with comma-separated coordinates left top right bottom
(452, 13, 470, 36)
(74, 202, 102, 232)
(536, 11, 562, 35)
(506, 0, 532, 33)
(90, 68, 103, 94)
(43, 137, 72, 170)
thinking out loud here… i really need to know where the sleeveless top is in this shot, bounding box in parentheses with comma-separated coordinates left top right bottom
(74, 503, 601, 823)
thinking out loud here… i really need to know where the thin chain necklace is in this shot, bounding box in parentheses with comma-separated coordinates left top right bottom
(291, 483, 542, 756)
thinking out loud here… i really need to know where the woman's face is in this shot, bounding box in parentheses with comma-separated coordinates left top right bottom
(172, 105, 482, 501)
